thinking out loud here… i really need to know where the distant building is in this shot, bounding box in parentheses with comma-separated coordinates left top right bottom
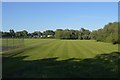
(33, 35, 43, 38)
(47, 35, 53, 37)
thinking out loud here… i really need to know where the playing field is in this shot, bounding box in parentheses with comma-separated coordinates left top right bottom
(3, 39, 119, 78)
(13, 39, 118, 60)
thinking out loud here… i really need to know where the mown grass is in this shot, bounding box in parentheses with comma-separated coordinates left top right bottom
(2, 39, 119, 78)
(13, 39, 118, 60)
(2, 38, 24, 47)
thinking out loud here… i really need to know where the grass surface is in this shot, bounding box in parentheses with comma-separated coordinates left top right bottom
(1, 38, 24, 52)
(14, 39, 118, 60)
(2, 39, 119, 78)
(2, 38, 24, 46)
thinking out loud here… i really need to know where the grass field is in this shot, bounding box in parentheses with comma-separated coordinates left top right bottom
(2, 39, 119, 78)
(15, 39, 118, 60)
(1, 38, 24, 51)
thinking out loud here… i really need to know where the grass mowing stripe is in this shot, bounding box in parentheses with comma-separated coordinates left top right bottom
(25, 39, 56, 47)
(71, 41, 91, 58)
(67, 41, 76, 58)
(86, 41, 118, 53)
(95, 42, 118, 52)
(44, 40, 63, 58)
(91, 41, 117, 51)
(67, 41, 83, 58)
(83, 40, 118, 55)
(13, 41, 54, 57)
(56, 40, 69, 60)
(31, 40, 60, 59)
(78, 41, 105, 54)
(61, 40, 69, 59)
(53, 40, 66, 60)
(81, 42, 111, 54)
(22, 40, 59, 60)
(73, 41, 96, 58)
(46, 41, 63, 58)
(86, 41, 110, 52)
(83, 41, 113, 55)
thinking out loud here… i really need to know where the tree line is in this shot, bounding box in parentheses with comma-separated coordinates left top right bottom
(1, 22, 119, 44)
(90, 22, 119, 44)
(1, 30, 55, 38)
(55, 28, 91, 40)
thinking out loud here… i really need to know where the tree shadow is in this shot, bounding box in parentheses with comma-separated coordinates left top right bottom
(2, 52, 120, 79)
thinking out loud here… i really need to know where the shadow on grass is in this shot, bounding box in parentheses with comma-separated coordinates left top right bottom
(2, 52, 120, 78)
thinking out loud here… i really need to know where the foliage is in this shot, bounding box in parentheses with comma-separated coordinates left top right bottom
(91, 22, 119, 44)
(43, 30, 55, 38)
(1, 22, 119, 44)
(55, 28, 91, 40)
(15, 30, 28, 38)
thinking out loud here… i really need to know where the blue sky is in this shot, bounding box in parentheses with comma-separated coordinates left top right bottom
(2, 2, 118, 32)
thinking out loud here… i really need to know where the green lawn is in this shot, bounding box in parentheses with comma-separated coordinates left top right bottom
(14, 39, 118, 60)
(2, 39, 119, 78)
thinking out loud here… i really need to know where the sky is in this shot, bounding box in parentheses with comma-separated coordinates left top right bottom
(2, 2, 118, 32)
(1, 0, 120, 2)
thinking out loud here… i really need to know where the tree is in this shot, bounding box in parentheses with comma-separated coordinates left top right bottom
(91, 22, 119, 44)
(43, 30, 55, 38)
(32, 31, 42, 38)
(63, 29, 71, 39)
(15, 30, 28, 38)
(15, 31, 23, 38)
(0, 31, 2, 38)
(55, 29, 63, 39)
(79, 28, 91, 40)
(2, 32, 11, 38)
(89, 30, 97, 40)
(22, 30, 28, 37)
(70, 30, 79, 39)
(9, 29, 15, 38)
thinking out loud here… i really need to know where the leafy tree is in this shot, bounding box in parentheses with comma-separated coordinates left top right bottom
(22, 30, 28, 37)
(9, 29, 15, 38)
(15, 31, 23, 37)
(55, 29, 63, 39)
(79, 28, 91, 40)
(32, 31, 42, 38)
(91, 22, 119, 44)
(15, 30, 28, 38)
(43, 30, 55, 37)
(2, 32, 11, 38)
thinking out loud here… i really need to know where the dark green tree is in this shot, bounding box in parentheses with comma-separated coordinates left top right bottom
(9, 29, 15, 38)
